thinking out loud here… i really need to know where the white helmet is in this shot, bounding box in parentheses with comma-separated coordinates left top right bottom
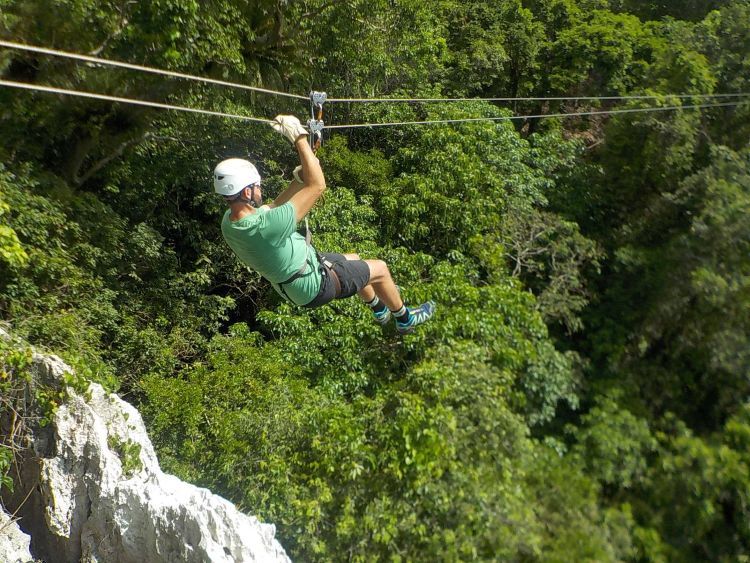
(213, 158, 261, 196)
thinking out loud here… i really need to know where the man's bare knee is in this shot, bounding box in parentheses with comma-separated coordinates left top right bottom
(366, 259, 391, 283)
(362, 259, 401, 310)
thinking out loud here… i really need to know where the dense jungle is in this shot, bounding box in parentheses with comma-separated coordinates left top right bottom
(1, 0, 749, 560)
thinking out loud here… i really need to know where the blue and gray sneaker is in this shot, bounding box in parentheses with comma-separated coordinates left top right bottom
(396, 301, 436, 334)
(373, 307, 392, 325)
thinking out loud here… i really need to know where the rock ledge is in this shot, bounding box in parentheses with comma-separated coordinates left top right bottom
(0, 329, 290, 562)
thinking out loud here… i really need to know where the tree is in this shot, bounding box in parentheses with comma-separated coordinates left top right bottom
(637, 407, 750, 561)
(0, 0, 308, 186)
(0, 168, 28, 271)
(444, 0, 543, 97)
(607, 0, 733, 22)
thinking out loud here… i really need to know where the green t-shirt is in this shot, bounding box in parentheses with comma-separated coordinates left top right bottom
(221, 202, 321, 306)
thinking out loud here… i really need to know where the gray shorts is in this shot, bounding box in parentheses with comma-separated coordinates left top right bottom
(304, 252, 371, 308)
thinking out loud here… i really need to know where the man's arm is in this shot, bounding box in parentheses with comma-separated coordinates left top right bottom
(267, 115, 326, 218)
(278, 138, 326, 221)
(268, 177, 304, 210)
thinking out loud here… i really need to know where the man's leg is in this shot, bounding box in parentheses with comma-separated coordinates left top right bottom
(342, 254, 435, 333)
(342, 253, 401, 310)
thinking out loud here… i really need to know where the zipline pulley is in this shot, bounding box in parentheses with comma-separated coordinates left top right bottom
(308, 119, 324, 144)
(308, 90, 327, 152)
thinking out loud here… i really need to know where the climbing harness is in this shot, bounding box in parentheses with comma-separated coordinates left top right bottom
(274, 233, 342, 303)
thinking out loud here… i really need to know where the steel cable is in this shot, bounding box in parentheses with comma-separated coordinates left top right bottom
(1, 79, 746, 131)
(327, 93, 750, 103)
(3, 41, 749, 106)
(0, 40, 308, 101)
(0, 79, 273, 124)
(324, 101, 748, 129)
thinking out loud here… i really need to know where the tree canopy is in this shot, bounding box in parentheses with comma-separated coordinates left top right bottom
(1, 0, 749, 560)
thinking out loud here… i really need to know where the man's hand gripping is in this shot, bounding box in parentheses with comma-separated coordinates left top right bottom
(270, 115, 309, 144)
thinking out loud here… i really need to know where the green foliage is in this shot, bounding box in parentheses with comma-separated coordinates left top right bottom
(0, 179, 28, 270)
(0, 156, 234, 392)
(0, 338, 32, 383)
(700, 1, 750, 148)
(0, 447, 13, 493)
(545, 9, 653, 95)
(527, 446, 637, 561)
(583, 143, 750, 427)
(500, 208, 603, 333)
(633, 408, 750, 561)
(373, 103, 551, 254)
(444, 0, 543, 96)
(143, 333, 600, 560)
(0, 166, 120, 375)
(571, 389, 656, 489)
(0, 337, 33, 493)
(107, 435, 143, 477)
(608, 0, 733, 22)
(35, 366, 92, 428)
(1, 0, 749, 560)
(312, 0, 449, 97)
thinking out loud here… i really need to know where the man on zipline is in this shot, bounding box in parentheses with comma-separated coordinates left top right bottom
(214, 114, 435, 333)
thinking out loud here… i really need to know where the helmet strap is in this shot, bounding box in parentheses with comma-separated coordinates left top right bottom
(237, 185, 261, 208)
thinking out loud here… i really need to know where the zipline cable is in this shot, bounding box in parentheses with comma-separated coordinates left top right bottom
(0, 79, 273, 124)
(328, 93, 750, 103)
(0, 79, 746, 130)
(324, 101, 749, 129)
(0, 39, 309, 101)
(2, 40, 749, 106)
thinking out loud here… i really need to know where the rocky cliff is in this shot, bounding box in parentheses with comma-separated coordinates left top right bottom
(0, 328, 291, 562)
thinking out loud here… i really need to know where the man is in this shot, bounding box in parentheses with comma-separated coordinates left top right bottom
(215, 114, 435, 334)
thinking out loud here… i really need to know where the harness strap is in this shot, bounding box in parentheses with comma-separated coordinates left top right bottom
(320, 256, 342, 298)
(276, 252, 342, 303)
(275, 217, 315, 302)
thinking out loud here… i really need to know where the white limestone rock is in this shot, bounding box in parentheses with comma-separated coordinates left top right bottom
(0, 510, 33, 563)
(1, 331, 290, 563)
